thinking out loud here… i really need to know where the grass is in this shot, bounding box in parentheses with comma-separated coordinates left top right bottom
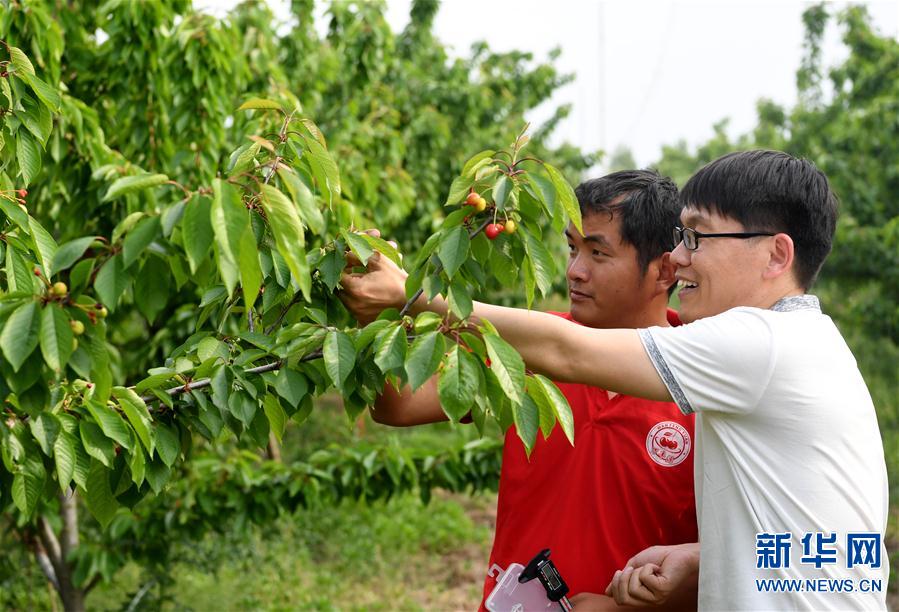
(87, 490, 496, 611)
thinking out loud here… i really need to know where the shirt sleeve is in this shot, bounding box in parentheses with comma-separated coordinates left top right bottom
(638, 308, 777, 415)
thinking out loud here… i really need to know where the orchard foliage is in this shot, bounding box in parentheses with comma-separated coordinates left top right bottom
(0, 1, 591, 607)
(657, 4, 899, 344)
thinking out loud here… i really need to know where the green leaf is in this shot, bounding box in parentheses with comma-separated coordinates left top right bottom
(39, 304, 73, 372)
(319, 247, 346, 291)
(134, 256, 170, 323)
(5, 245, 33, 293)
(95, 254, 127, 311)
(54, 431, 76, 490)
(462, 150, 495, 177)
(16, 130, 41, 185)
(513, 394, 539, 455)
(359, 234, 403, 267)
(263, 394, 288, 443)
(323, 330, 355, 388)
(545, 164, 582, 234)
(302, 135, 341, 206)
(262, 185, 312, 292)
(122, 216, 160, 269)
(373, 324, 407, 374)
(19, 95, 52, 144)
(0, 196, 29, 229)
(341, 230, 375, 265)
(493, 175, 510, 209)
(484, 332, 526, 405)
(438, 226, 469, 280)
(181, 195, 214, 273)
(12, 455, 45, 518)
(405, 331, 445, 391)
(522, 228, 555, 298)
(84, 461, 118, 528)
(277, 168, 325, 235)
(530, 375, 575, 446)
(354, 319, 391, 351)
(28, 217, 58, 277)
(210, 179, 245, 295)
(238, 97, 282, 111)
(29, 413, 60, 456)
(447, 283, 473, 319)
(9, 46, 35, 75)
(20, 73, 61, 112)
(528, 377, 556, 439)
(80, 421, 115, 467)
(437, 345, 479, 422)
(444, 175, 472, 206)
(51, 237, 95, 274)
(260, 184, 311, 301)
(1, 301, 41, 371)
(72, 439, 91, 489)
(228, 391, 256, 426)
(85, 401, 133, 451)
(273, 369, 309, 408)
(154, 424, 180, 467)
(237, 222, 262, 309)
(111, 389, 152, 457)
(102, 174, 169, 202)
(129, 446, 145, 487)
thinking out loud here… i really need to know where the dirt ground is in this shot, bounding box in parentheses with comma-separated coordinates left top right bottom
(411, 491, 498, 610)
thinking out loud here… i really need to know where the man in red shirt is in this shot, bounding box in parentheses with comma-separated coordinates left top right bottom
(341, 170, 697, 610)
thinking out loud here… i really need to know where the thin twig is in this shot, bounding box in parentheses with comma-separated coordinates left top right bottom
(138, 349, 322, 403)
(264, 291, 303, 335)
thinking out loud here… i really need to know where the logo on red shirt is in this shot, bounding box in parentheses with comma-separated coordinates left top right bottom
(646, 421, 692, 467)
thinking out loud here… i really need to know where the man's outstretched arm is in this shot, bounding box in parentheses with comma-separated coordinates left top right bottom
(370, 378, 448, 426)
(341, 249, 671, 402)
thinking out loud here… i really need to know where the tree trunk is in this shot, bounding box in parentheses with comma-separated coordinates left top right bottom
(33, 491, 87, 612)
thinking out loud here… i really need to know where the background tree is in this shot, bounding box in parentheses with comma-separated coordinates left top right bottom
(0, 1, 595, 609)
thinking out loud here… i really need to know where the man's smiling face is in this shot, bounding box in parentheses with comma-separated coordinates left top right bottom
(671, 206, 776, 323)
(565, 212, 662, 329)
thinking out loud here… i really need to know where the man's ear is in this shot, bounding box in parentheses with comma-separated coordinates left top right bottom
(652, 252, 677, 297)
(764, 234, 795, 281)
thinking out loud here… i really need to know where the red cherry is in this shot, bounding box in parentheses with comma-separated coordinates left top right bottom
(485, 358, 492, 368)
(485, 223, 504, 240)
(17, 189, 27, 198)
(465, 192, 480, 206)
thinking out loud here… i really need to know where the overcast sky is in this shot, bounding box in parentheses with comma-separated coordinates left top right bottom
(198, 0, 899, 167)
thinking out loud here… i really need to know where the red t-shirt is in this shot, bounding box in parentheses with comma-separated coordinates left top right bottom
(480, 311, 697, 608)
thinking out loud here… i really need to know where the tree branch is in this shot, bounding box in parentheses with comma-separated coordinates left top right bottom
(38, 517, 64, 580)
(33, 538, 60, 592)
(264, 291, 303, 335)
(84, 574, 102, 595)
(59, 490, 79, 559)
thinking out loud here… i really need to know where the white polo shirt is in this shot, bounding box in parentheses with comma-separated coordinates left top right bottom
(639, 295, 888, 611)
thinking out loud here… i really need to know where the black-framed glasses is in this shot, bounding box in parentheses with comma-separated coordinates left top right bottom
(672, 226, 775, 251)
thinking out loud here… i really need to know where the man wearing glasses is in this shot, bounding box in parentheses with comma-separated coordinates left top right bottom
(342, 150, 888, 610)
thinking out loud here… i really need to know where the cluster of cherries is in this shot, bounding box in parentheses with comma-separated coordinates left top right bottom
(463, 191, 517, 240)
(3, 188, 28, 205)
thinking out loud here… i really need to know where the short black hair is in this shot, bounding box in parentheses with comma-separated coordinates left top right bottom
(681, 150, 838, 289)
(575, 169, 681, 273)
